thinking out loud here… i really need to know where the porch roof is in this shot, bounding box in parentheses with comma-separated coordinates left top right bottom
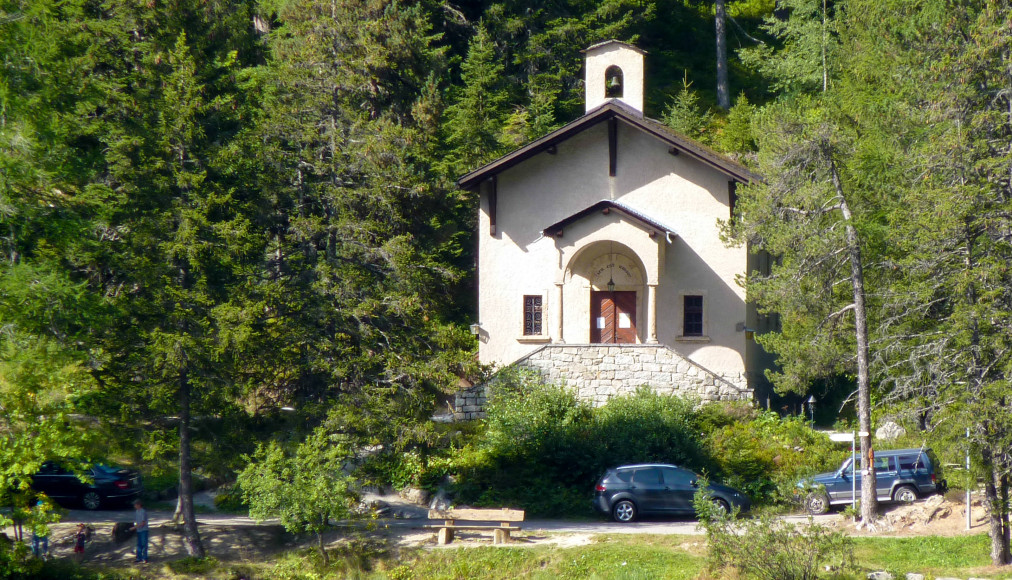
(542, 199, 677, 240)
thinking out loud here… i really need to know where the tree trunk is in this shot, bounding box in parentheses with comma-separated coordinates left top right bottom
(983, 445, 1011, 565)
(179, 368, 206, 558)
(832, 160, 877, 522)
(715, 0, 730, 110)
(172, 496, 183, 525)
(317, 530, 328, 565)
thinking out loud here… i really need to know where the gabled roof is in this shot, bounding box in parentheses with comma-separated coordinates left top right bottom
(582, 40, 648, 55)
(457, 100, 760, 189)
(542, 200, 677, 240)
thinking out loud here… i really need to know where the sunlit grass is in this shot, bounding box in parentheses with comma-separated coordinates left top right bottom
(851, 534, 997, 577)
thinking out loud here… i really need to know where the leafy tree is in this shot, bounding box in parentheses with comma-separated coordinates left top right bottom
(238, 420, 360, 565)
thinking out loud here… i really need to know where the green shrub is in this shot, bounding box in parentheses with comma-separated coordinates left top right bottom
(168, 556, 220, 574)
(593, 388, 708, 471)
(695, 481, 854, 580)
(0, 541, 38, 580)
(213, 483, 248, 513)
(450, 379, 714, 516)
(416, 373, 851, 516)
(705, 411, 848, 504)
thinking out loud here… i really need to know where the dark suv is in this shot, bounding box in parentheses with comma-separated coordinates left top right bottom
(593, 463, 751, 522)
(798, 448, 944, 514)
(31, 461, 142, 510)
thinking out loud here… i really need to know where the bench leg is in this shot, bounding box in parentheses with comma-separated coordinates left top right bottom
(437, 528, 454, 545)
(493, 529, 510, 544)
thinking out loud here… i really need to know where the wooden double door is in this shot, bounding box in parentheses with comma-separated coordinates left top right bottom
(590, 290, 637, 343)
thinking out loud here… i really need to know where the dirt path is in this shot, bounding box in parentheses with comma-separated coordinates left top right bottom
(0, 494, 990, 568)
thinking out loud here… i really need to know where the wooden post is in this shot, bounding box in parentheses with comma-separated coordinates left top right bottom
(437, 527, 454, 545)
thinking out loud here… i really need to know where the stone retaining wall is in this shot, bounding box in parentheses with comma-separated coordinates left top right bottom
(453, 344, 751, 421)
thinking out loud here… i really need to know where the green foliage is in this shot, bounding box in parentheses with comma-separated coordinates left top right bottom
(696, 481, 854, 580)
(738, 0, 841, 95)
(238, 407, 375, 563)
(211, 483, 248, 513)
(431, 376, 840, 516)
(167, 557, 219, 575)
(442, 24, 510, 174)
(704, 411, 847, 503)
(238, 428, 359, 554)
(660, 75, 713, 139)
(0, 541, 37, 580)
(457, 376, 709, 516)
(713, 93, 758, 154)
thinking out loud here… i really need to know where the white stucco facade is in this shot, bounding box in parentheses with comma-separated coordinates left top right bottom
(584, 40, 646, 114)
(461, 41, 761, 406)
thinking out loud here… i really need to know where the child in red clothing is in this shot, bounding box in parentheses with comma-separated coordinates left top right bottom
(73, 523, 87, 562)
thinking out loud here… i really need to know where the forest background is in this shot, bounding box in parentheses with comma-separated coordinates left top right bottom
(1, 0, 1011, 569)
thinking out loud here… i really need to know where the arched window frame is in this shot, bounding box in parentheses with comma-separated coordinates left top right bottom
(605, 65, 624, 98)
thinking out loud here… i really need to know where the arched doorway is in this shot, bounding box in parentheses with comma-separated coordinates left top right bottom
(576, 246, 645, 344)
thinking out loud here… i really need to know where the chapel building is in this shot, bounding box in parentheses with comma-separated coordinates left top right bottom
(456, 41, 770, 415)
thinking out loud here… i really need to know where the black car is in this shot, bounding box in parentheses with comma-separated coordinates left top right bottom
(31, 461, 142, 510)
(593, 463, 751, 522)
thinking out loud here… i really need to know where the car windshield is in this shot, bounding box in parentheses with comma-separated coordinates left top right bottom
(91, 464, 123, 475)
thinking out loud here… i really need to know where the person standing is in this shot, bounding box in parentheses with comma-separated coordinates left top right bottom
(30, 500, 49, 559)
(131, 499, 148, 563)
(73, 523, 88, 563)
(30, 527, 48, 559)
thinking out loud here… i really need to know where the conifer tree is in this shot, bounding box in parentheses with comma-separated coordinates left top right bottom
(874, 0, 1012, 564)
(443, 24, 511, 174)
(739, 0, 840, 95)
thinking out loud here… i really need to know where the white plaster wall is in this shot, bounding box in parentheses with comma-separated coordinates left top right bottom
(585, 44, 644, 114)
(477, 119, 748, 379)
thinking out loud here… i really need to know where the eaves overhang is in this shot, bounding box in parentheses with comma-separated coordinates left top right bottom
(456, 100, 761, 190)
(542, 199, 677, 241)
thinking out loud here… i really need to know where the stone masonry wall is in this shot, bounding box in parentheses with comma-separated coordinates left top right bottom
(453, 344, 751, 421)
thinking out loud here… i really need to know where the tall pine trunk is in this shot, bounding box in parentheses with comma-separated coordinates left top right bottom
(179, 367, 205, 557)
(832, 159, 877, 522)
(715, 0, 729, 110)
(982, 444, 1011, 565)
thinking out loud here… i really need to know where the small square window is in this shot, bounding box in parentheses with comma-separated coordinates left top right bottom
(683, 295, 703, 336)
(523, 295, 543, 336)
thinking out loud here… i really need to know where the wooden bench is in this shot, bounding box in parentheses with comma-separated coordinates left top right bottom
(424, 508, 525, 545)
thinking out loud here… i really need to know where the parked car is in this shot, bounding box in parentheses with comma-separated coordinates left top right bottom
(593, 463, 751, 522)
(31, 461, 142, 510)
(798, 448, 945, 514)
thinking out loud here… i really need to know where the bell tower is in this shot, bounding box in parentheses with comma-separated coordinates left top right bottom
(583, 40, 646, 115)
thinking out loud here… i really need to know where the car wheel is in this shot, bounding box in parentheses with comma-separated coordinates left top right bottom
(81, 491, 101, 510)
(893, 485, 918, 504)
(805, 492, 830, 515)
(612, 499, 637, 523)
(711, 498, 730, 517)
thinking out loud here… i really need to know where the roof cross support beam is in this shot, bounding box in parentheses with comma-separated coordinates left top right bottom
(608, 118, 618, 177)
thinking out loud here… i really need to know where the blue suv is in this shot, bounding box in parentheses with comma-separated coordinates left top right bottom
(799, 448, 944, 514)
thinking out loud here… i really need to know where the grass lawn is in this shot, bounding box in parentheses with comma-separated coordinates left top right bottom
(27, 531, 1012, 579)
(398, 535, 706, 580)
(852, 534, 1009, 578)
